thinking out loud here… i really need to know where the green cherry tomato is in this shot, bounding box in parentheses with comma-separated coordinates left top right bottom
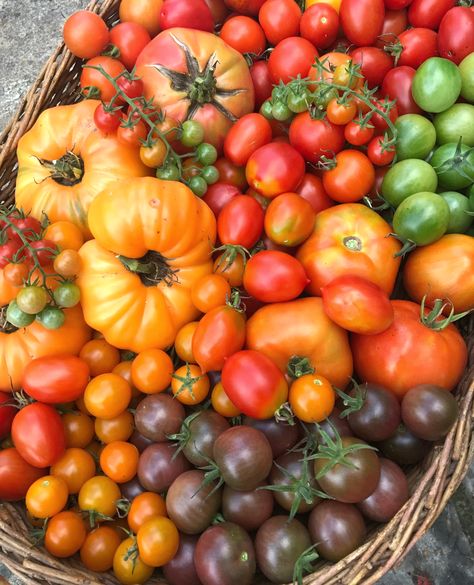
(196, 143, 218, 166)
(181, 120, 204, 147)
(272, 101, 292, 122)
(201, 166, 220, 185)
(6, 301, 35, 328)
(395, 114, 436, 160)
(412, 57, 462, 113)
(381, 159, 438, 207)
(189, 176, 208, 197)
(16, 286, 49, 315)
(439, 191, 473, 234)
(260, 100, 274, 120)
(53, 283, 81, 308)
(36, 306, 66, 330)
(156, 164, 180, 181)
(430, 142, 474, 190)
(459, 53, 474, 104)
(287, 92, 309, 114)
(433, 104, 474, 147)
(393, 192, 450, 246)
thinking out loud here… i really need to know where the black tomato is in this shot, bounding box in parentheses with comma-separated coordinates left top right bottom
(222, 482, 274, 532)
(137, 442, 191, 492)
(163, 533, 202, 585)
(378, 424, 431, 465)
(134, 393, 185, 442)
(243, 416, 300, 458)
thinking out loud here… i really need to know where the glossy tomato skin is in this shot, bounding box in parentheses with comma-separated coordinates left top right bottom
(321, 275, 394, 335)
(289, 113, 345, 164)
(163, 534, 201, 585)
(225, 0, 266, 16)
(378, 8, 408, 43)
(249, 60, 273, 108)
(438, 7, 474, 64)
(340, 0, 385, 46)
(243, 251, 308, 303)
(382, 66, 421, 115)
(397, 28, 438, 68)
(138, 443, 191, 493)
(379, 423, 431, 465)
(408, 0, 455, 30)
(246, 143, 305, 198)
(300, 3, 340, 50)
(160, 0, 214, 32)
(0, 392, 16, 439)
(135, 394, 185, 442)
(221, 350, 289, 419)
(217, 195, 264, 248)
(180, 410, 230, 467)
(221, 16, 266, 56)
(12, 403, 66, 467)
(224, 113, 272, 167)
(264, 192, 315, 247)
(0, 448, 46, 501)
(296, 173, 334, 213)
(22, 355, 90, 404)
(351, 47, 393, 88)
(258, 0, 301, 45)
(352, 300, 468, 398)
(268, 37, 319, 84)
(109, 22, 152, 70)
(203, 183, 240, 217)
(243, 416, 300, 458)
(222, 483, 274, 531)
(322, 150, 375, 203)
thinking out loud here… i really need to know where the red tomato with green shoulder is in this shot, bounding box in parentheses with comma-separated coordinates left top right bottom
(340, 0, 385, 46)
(221, 350, 289, 419)
(224, 113, 272, 167)
(268, 37, 319, 84)
(322, 275, 394, 335)
(11, 403, 66, 467)
(0, 392, 16, 439)
(289, 113, 345, 165)
(22, 355, 90, 404)
(352, 300, 468, 399)
(0, 448, 46, 501)
(109, 22, 151, 70)
(217, 195, 264, 248)
(243, 251, 309, 303)
(246, 143, 305, 198)
(322, 150, 375, 203)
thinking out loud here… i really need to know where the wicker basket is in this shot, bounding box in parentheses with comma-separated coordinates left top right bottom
(0, 1, 473, 583)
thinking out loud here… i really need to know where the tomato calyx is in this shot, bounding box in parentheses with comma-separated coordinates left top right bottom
(167, 411, 201, 458)
(123, 538, 140, 572)
(383, 38, 403, 66)
(287, 356, 315, 379)
(83, 508, 116, 529)
(171, 363, 205, 401)
(342, 235, 363, 252)
(101, 43, 121, 60)
(420, 296, 472, 332)
(38, 151, 84, 186)
(336, 381, 367, 418)
(214, 244, 250, 271)
(293, 544, 320, 585)
(431, 139, 474, 184)
(118, 251, 178, 287)
(116, 497, 132, 518)
(226, 288, 245, 313)
(29, 518, 49, 545)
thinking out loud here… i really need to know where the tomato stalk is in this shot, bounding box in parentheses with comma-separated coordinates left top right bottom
(420, 296, 472, 331)
(118, 251, 178, 287)
(287, 356, 315, 379)
(171, 363, 205, 401)
(336, 381, 368, 418)
(168, 411, 202, 459)
(293, 544, 320, 585)
(36, 151, 84, 186)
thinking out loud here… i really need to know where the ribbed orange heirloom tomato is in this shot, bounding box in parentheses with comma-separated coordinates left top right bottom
(45, 510, 87, 558)
(289, 374, 336, 423)
(80, 526, 122, 572)
(131, 349, 174, 394)
(100, 441, 139, 484)
(26, 475, 69, 519)
(83, 373, 132, 419)
(51, 448, 96, 494)
(80, 339, 121, 377)
(128, 492, 168, 533)
(137, 517, 180, 567)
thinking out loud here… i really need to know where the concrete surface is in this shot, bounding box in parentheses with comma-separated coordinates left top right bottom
(0, 1, 472, 584)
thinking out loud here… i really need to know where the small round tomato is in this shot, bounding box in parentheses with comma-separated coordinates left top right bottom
(351, 47, 393, 89)
(0, 240, 21, 269)
(174, 321, 199, 363)
(213, 252, 245, 287)
(117, 120, 148, 148)
(258, 0, 301, 45)
(26, 475, 69, 519)
(300, 3, 339, 50)
(224, 113, 272, 167)
(84, 374, 132, 419)
(128, 492, 167, 533)
(112, 361, 136, 388)
(51, 448, 96, 494)
(243, 251, 308, 303)
(344, 120, 375, 146)
(53, 249, 81, 277)
(137, 517, 180, 567)
(217, 195, 265, 248)
(79, 476, 121, 519)
(3, 262, 28, 287)
(367, 136, 396, 166)
(250, 60, 273, 109)
(268, 37, 319, 84)
(80, 56, 126, 101)
(62, 411, 95, 448)
(109, 22, 151, 70)
(171, 364, 210, 405)
(45, 510, 87, 558)
(327, 99, 357, 125)
(113, 537, 154, 584)
(221, 15, 266, 55)
(100, 441, 139, 484)
(140, 139, 167, 168)
(94, 103, 123, 133)
(246, 142, 305, 198)
(214, 158, 248, 191)
(289, 113, 345, 164)
(370, 100, 399, 134)
(322, 150, 375, 203)
(94, 410, 135, 444)
(63, 10, 109, 59)
(321, 275, 394, 335)
(119, 0, 163, 37)
(191, 273, 231, 313)
(396, 28, 438, 69)
(211, 382, 241, 417)
(81, 526, 122, 572)
(289, 374, 335, 423)
(264, 192, 315, 247)
(131, 348, 174, 394)
(79, 339, 120, 377)
(296, 173, 334, 214)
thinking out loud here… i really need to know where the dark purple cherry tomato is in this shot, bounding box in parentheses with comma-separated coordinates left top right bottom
(378, 424, 431, 465)
(163, 534, 202, 585)
(134, 394, 185, 442)
(222, 483, 274, 531)
(137, 443, 191, 493)
(242, 416, 300, 458)
(129, 430, 154, 453)
(179, 410, 230, 467)
(120, 476, 146, 500)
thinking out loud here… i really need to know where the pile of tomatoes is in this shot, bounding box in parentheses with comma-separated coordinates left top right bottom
(1, 0, 474, 584)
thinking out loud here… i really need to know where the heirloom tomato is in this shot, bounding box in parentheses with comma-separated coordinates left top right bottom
(289, 113, 345, 164)
(0, 448, 46, 501)
(136, 28, 254, 150)
(247, 297, 353, 388)
(297, 204, 401, 296)
(352, 300, 468, 398)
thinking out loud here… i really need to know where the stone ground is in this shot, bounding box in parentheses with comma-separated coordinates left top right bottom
(0, 0, 473, 583)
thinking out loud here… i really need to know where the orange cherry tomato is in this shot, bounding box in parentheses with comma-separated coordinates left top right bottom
(45, 510, 87, 558)
(100, 441, 139, 484)
(80, 339, 121, 377)
(131, 349, 174, 394)
(211, 381, 241, 417)
(119, 0, 163, 37)
(289, 374, 335, 423)
(112, 361, 142, 399)
(95, 411, 135, 444)
(26, 475, 69, 519)
(80, 525, 122, 572)
(140, 139, 167, 168)
(51, 448, 96, 494)
(53, 249, 82, 278)
(113, 537, 154, 584)
(44, 221, 85, 251)
(174, 321, 199, 363)
(191, 273, 232, 313)
(213, 252, 245, 287)
(84, 374, 132, 419)
(326, 98, 357, 125)
(78, 476, 121, 519)
(128, 492, 167, 533)
(137, 517, 180, 567)
(62, 411, 95, 448)
(3, 262, 29, 287)
(171, 364, 210, 405)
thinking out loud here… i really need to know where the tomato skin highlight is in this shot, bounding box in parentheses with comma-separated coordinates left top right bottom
(221, 350, 289, 419)
(340, 0, 385, 46)
(289, 113, 345, 164)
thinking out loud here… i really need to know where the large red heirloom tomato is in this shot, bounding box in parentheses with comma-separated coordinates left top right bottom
(297, 203, 401, 296)
(136, 27, 255, 150)
(78, 177, 216, 352)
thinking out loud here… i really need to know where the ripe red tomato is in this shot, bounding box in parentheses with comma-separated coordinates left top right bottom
(203, 183, 241, 217)
(22, 355, 90, 404)
(352, 300, 468, 398)
(160, 0, 214, 32)
(323, 150, 375, 203)
(268, 37, 319, 84)
(384, 0, 411, 8)
(246, 143, 305, 198)
(12, 403, 66, 467)
(80, 56, 126, 101)
(225, 0, 266, 16)
(378, 9, 408, 44)
(63, 10, 109, 59)
(408, 0, 455, 30)
(221, 350, 289, 419)
(27, 239, 57, 267)
(217, 195, 264, 248)
(243, 251, 308, 303)
(370, 99, 399, 133)
(322, 275, 394, 335)
(344, 120, 375, 146)
(220, 16, 266, 56)
(396, 28, 438, 68)
(340, 0, 385, 46)
(381, 66, 422, 115)
(215, 158, 248, 191)
(7, 216, 42, 241)
(224, 113, 272, 167)
(0, 240, 21, 268)
(289, 113, 345, 164)
(249, 60, 273, 109)
(367, 136, 396, 166)
(0, 448, 46, 501)
(0, 392, 16, 439)
(296, 173, 334, 214)
(258, 0, 301, 45)
(351, 47, 393, 88)
(109, 22, 151, 70)
(94, 104, 122, 133)
(300, 3, 339, 50)
(438, 7, 474, 64)
(117, 120, 148, 147)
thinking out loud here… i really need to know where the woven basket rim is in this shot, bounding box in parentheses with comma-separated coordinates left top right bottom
(0, 1, 473, 584)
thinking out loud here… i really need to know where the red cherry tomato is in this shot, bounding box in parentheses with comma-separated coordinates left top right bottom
(344, 120, 375, 146)
(289, 113, 345, 164)
(300, 4, 340, 51)
(217, 195, 264, 248)
(94, 104, 122, 133)
(396, 28, 438, 68)
(351, 47, 393, 88)
(220, 15, 266, 56)
(367, 136, 396, 166)
(381, 66, 422, 115)
(268, 37, 319, 84)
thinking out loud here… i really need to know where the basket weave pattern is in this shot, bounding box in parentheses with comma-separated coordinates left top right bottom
(0, 1, 473, 583)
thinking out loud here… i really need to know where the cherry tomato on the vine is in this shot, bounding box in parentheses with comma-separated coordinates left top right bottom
(367, 136, 396, 166)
